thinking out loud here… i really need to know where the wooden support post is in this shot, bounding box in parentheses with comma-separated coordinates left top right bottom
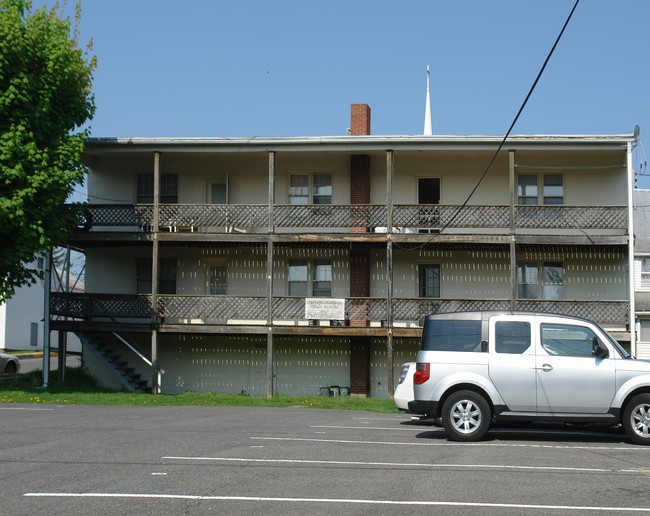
(509, 150, 516, 234)
(267, 152, 275, 398)
(268, 151, 275, 232)
(266, 240, 274, 398)
(151, 151, 161, 393)
(386, 150, 395, 397)
(509, 150, 517, 310)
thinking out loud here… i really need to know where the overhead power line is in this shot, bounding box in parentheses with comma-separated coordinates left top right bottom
(397, 0, 580, 251)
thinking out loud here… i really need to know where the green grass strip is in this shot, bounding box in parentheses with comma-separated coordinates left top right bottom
(0, 367, 400, 412)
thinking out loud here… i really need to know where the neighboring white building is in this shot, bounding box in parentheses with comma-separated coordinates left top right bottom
(54, 104, 638, 396)
(0, 256, 82, 353)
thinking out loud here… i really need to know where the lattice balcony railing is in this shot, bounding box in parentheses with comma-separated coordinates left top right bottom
(158, 204, 269, 232)
(157, 295, 267, 320)
(392, 298, 513, 320)
(82, 204, 268, 232)
(274, 205, 387, 230)
(50, 293, 153, 319)
(515, 206, 627, 229)
(271, 297, 387, 320)
(393, 205, 510, 229)
(80, 204, 627, 234)
(514, 299, 629, 324)
(394, 298, 628, 326)
(80, 204, 154, 227)
(50, 293, 630, 328)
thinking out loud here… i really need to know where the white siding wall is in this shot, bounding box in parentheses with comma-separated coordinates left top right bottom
(0, 302, 5, 348)
(159, 334, 268, 395)
(369, 338, 420, 398)
(134, 333, 419, 398)
(87, 245, 627, 303)
(2, 277, 43, 350)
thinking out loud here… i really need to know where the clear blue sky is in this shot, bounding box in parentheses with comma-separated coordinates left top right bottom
(69, 0, 649, 188)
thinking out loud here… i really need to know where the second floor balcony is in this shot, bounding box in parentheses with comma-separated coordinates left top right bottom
(79, 203, 628, 236)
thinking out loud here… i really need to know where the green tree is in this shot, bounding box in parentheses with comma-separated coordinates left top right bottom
(0, 0, 95, 302)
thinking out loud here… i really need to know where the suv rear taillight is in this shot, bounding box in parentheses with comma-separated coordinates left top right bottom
(413, 363, 430, 385)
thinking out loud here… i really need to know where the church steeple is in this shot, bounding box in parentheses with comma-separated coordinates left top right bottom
(424, 65, 432, 135)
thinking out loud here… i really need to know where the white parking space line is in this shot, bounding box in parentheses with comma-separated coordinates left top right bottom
(311, 425, 418, 431)
(0, 406, 54, 411)
(162, 456, 643, 475)
(251, 436, 642, 451)
(315, 424, 626, 441)
(353, 416, 408, 421)
(22, 492, 650, 512)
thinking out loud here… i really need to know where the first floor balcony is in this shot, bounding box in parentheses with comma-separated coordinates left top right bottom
(50, 293, 630, 332)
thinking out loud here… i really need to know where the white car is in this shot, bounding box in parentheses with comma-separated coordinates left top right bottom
(0, 353, 20, 374)
(394, 362, 415, 411)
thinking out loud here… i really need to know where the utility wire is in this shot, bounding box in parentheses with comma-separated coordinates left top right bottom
(396, 0, 580, 251)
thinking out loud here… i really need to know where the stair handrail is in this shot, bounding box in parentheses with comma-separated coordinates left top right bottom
(112, 332, 152, 366)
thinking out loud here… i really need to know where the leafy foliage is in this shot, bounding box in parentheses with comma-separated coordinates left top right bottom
(0, 0, 95, 302)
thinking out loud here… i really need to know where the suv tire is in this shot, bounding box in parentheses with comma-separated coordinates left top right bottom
(622, 393, 650, 445)
(441, 390, 491, 442)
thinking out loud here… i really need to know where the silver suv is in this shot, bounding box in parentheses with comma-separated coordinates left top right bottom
(408, 311, 650, 444)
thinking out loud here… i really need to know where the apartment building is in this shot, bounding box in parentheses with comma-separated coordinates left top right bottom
(52, 104, 636, 396)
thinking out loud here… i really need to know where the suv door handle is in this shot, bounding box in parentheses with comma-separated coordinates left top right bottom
(538, 363, 553, 372)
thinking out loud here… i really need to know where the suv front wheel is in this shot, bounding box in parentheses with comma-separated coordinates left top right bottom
(441, 390, 491, 442)
(622, 394, 650, 445)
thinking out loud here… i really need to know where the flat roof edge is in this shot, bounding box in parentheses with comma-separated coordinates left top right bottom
(86, 133, 637, 147)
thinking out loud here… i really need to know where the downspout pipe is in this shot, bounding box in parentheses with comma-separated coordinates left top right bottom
(627, 141, 636, 356)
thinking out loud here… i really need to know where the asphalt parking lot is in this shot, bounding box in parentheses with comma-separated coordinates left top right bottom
(2, 404, 649, 515)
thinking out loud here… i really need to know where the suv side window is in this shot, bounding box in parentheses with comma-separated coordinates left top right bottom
(421, 319, 483, 352)
(540, 323, 599, 357)
(495, 321, 531, 354)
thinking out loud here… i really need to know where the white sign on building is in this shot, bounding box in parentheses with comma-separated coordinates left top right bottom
(305, 298, 345, 320)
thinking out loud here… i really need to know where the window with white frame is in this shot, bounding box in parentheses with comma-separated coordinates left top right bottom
(517, 175, 538, 205)
(312, 174, 332, 204)
(543, 174, 564, 204)
(517, 173, 564, 205)
(288, 259, 332, 297)
(517, 261, 564, 300)
(640, 319, 650, 342)
(641, 258, 650, 289)
(288, 174, 331, 204)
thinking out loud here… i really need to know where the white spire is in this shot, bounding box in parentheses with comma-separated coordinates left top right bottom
(424, 65, 432, 136)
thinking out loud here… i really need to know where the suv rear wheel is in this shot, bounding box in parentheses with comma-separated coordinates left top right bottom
(441, 390, 491, 442)
(622, 394, 650, 445)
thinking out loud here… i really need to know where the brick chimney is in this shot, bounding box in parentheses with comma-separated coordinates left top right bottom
(350, 104, 371, 136)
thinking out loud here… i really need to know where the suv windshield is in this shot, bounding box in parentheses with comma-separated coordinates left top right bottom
(421, 319, 482, 352)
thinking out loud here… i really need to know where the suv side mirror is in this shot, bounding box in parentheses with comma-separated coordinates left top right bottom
(593, 337, 609, 359)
